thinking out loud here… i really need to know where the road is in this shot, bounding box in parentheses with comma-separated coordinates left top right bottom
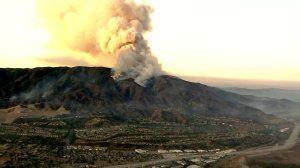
(105, 122, 300, 168)
(105, 153, 212, 168)
(105, 149, 250, 168)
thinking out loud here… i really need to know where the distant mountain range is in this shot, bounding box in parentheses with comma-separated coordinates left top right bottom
(0, 67, 297, 123)
(223, 87, 300, 102)
(223, 87, 300, 119)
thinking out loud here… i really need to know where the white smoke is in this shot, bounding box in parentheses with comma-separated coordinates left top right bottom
(37, 0, 162, 85)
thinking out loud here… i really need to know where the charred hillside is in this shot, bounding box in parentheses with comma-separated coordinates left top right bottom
(0, 67, 284, 124)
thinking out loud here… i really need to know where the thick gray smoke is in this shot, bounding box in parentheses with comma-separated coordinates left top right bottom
(37, 0, 162, 85)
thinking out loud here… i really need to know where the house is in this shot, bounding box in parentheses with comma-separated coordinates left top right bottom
(135, 149, 147, 154)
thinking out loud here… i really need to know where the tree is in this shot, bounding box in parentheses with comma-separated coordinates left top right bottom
(67, 130, 76, 145)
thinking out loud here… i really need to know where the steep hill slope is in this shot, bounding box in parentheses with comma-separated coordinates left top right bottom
(0, 67, 285, 124)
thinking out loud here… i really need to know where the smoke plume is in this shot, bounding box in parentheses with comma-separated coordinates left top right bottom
(37, 0, 162, 85)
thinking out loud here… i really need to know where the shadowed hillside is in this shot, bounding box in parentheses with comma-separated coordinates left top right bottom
(0, 67, 288, 124)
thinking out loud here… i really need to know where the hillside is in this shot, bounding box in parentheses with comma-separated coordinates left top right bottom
(0, 67, 286, 124)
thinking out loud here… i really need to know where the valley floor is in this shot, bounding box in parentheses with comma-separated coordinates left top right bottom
(105, 121, 300, 168)
(0, 114, 293, 167)
(214, 121, 300, 168)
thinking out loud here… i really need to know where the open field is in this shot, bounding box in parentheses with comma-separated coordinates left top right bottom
(0, 105, 69, 123)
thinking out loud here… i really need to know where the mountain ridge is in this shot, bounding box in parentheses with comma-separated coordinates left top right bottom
(224, 87, 300, 102)
(0, 67, 287, 124)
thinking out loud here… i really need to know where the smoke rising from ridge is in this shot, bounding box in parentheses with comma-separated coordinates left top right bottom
(37, 0, 162, 85)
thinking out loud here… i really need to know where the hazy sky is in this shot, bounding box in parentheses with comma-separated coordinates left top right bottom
(148, 0, 300, 81)
(0, 0, 300, 83)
